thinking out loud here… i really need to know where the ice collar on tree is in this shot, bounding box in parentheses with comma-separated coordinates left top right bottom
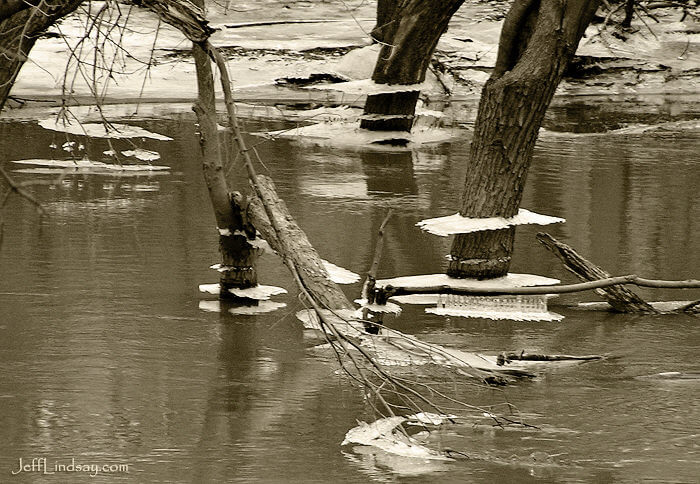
(417, 209, 565, 236)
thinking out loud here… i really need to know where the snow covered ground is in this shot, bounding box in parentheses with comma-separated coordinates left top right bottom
(5, 1, 698, 107)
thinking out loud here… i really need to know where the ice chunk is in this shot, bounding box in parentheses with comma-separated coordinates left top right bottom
(426, 306, 564, 322)
(8, 159, 169, 172)
(376, 273, 560, 291)
(417, 209, 565, 236)
(407, 413, 457, 426)
(38, 118, 173, 141)
(322, 260, 360, 284)
(121, 148, 161, 161)
(228, 285, 287, 300)
(198, 300, 286, 314)
(198, 283, 220, 295)
(354, 299, 402, 315)
(342, 417, 452, 461)
(304, 79, 430, 95)
(198, 283, 287, 300)
(262, 119, 452, 148)
(342, 417, 407, 446)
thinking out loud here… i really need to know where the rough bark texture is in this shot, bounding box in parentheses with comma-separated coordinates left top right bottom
(0, 0, 83, 111)
(360, 0, 464, 131)
(448, 0, 601, 279)
(192, 33, 259, 293)
(536, 232, 658, 313)
(244, 176, 353, 310)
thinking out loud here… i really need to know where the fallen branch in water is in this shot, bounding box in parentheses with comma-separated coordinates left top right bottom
(537, 233, 657, 313)
(497, 352, 604, 365)
(374, 275, 700, 301)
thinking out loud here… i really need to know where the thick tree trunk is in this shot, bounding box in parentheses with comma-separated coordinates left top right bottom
(360, 0, 464, 131)
(0, 0, 83, 111)
(448, 0, 600, 279)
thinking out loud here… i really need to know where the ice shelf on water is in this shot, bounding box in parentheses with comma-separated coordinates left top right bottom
(321, 260, 360, 284)
(353, 298, 402, 315)
(38, 119, 173, 141)
(376, 273, 560, 293)
(8, 159, 170, 172)
(198, 300, 287, 315)
(417, 209, 565, 236)
(342, 416, 453, 461)
(198, 283, 287, 300)
(262, 119, 453, 148)
(304, 79, 432, 95)
(121, 149, 161, 161)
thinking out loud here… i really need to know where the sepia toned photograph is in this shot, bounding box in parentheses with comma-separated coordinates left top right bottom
(0, 0, 698, 482)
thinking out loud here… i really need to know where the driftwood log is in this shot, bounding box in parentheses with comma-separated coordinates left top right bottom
(536, 233, 658, 313)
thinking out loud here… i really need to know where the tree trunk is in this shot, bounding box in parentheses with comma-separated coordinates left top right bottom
(360, 0, 464, 131)
(0, 0, 83, 111)
(448, 0, 600, 279)
(191, 7, 260, 295)
(622, 0, 635, 28)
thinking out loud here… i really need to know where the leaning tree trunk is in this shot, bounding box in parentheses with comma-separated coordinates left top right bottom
(360, 0, 464, 132)
(0, 0, 84, 111)
(447, 0, 600, 279)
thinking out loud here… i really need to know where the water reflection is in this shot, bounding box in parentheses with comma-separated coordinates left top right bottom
(1, 99, 699, 482)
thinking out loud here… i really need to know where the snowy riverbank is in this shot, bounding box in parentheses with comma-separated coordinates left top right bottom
(3, 1, 698, 111)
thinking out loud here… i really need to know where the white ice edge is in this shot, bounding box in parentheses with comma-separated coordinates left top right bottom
(354, 299, 402, 315)
(341, 417, 453, 461)
(121, 148, 161, 161)
(417, 209, 565, 236)
(8, 159, 169, 171)
(376, 273, 560, 291)
(38, 119, 173, 141)
(321, 260, 360, 284)
(198, 283, 287, 300)
(229, 285, 287, 300)
(426, 307, 564, 322)
(262, 120, 453, 147)
(198, 300, 287, 314)
(303, 79, 430, 95)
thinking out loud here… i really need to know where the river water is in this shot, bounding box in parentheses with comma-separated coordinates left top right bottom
(0, 95, 699, 482)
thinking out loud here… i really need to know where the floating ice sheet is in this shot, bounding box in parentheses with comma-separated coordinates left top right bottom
(321, 260, 360, 284)
(426, 307, 564, 322)
(417, 209, 565, 236)
(354, 298, 402, 315)
(376, 273, 560, 292)
(229, 285, 287, 300)
(342, 417, 452, 461)
(38, 119, 173, 141)
(198, 300, 287, 314)
(200, 283, 287, 300)
(304, 79, 430, 95)
(262, 120, 453, 148)
(121, 148, 161, 161)
(8, 158, 170, 172)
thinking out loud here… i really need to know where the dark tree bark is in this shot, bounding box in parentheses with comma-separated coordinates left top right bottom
(360, 0, 464, 131)
(189, 0, 261, 295)
(448, 0, 601, 279)
(0, 0, 84, 111)
(621, 0, 635, 28)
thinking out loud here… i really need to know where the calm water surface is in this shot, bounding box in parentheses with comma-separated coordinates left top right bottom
(0, 97, 699, 482)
